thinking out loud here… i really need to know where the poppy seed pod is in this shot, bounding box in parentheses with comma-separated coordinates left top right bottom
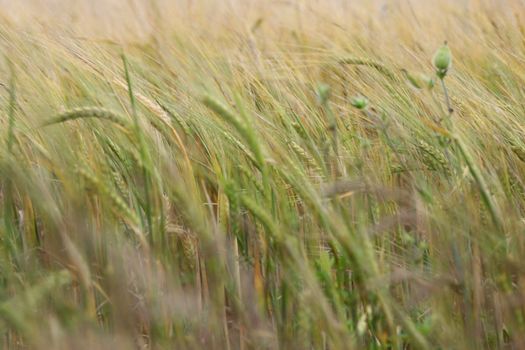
(433, 42, 452, 78)
(350, 95, 368, 110)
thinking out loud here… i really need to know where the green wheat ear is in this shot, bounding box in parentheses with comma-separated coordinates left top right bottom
(41, 107, 130, 128)
(416, 139, 451, 176)
(401, 69, 435, 90)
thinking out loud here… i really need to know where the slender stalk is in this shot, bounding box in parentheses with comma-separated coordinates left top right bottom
(440, 78, 503, 231)
(3, 59, 22, 266)
(440, 78, 453, 115)
(6, 60, 16, 152)
(122, 53, 153, 243)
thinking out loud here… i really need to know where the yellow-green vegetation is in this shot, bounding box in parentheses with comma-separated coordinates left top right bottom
(1, 1, 525, 348)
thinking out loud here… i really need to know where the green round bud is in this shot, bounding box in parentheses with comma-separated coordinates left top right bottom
(350, 95, 368, 110)
(432, 43, 452, 76)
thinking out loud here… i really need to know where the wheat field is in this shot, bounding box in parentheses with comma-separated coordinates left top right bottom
(0, 0, 524, 349)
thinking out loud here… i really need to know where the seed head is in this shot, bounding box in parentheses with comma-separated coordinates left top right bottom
(350, 95, 368, 110)
(402, 69, 435, 90)
(433, 42, 452, 78)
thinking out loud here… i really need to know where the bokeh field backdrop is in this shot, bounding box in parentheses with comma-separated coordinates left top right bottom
(0, 0, 524, 349)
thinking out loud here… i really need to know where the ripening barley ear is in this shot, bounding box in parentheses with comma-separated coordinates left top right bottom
(316, 83, 342, 176)
(41, 107, 131, 128)
(401, 69, 435, 90)
(432, 41, 452, 79)
(416, 139, 452, 176)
